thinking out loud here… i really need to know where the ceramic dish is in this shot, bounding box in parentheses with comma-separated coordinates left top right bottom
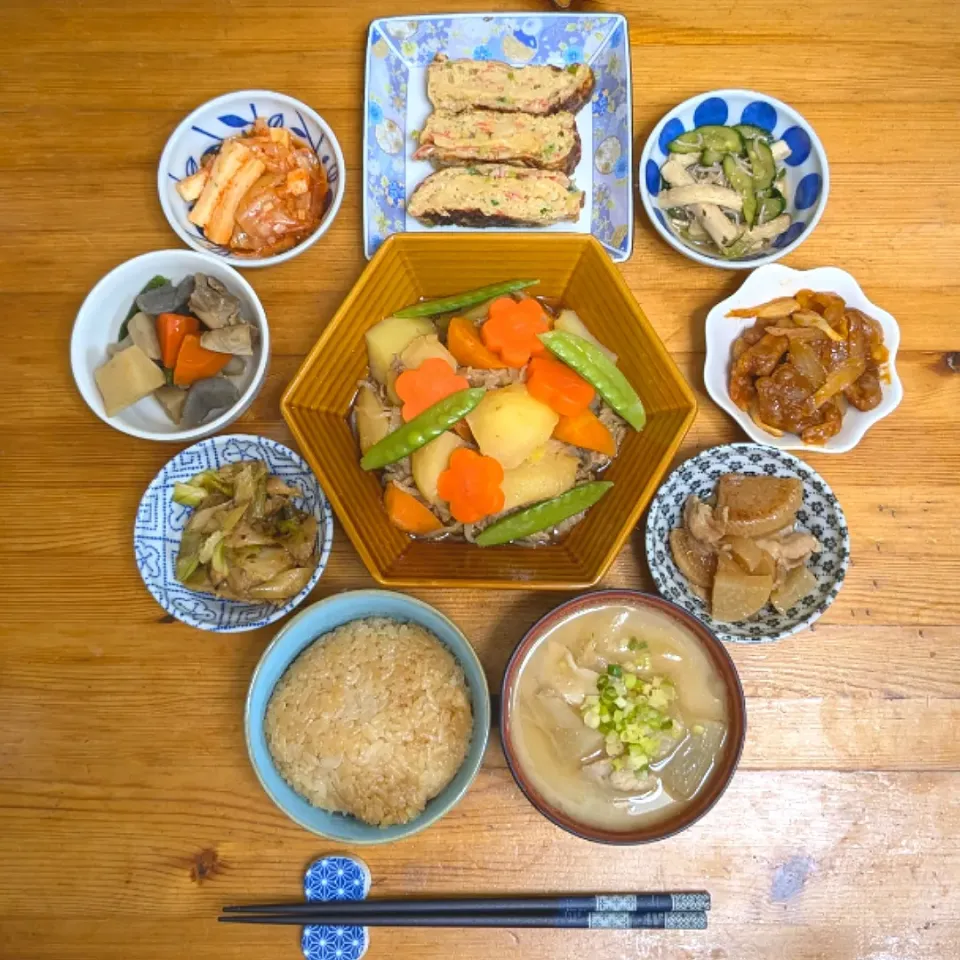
(301, 855, 371, 960)
(71, 249, 270, 442)
(364, 13, 633, 261)
(158, 90, 345, 267)
(134, 434, 333, 632)
(281, 233, 696, 591)
(245, 590, 490, 843)
(500, 589, 746, 844)
(705, 263, 903, 453)
(639, 89, 828, 269)
(645, 443, 849, 643)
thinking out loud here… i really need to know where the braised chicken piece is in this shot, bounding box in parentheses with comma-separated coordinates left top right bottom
(727, 293, 889, 444)
(669, 473, 820, 622)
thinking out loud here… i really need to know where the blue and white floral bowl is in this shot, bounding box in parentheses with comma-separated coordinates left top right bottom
(639, 89, 829, 269)
(158, 90, 345, 267)
(645, 444, 849, 643)
(134, 435, 333, 632)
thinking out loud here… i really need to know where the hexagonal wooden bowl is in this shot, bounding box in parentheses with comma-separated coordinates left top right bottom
(282, 234, 696, 590)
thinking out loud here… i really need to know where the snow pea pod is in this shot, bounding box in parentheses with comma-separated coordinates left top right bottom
(539, 331, 646, 430)
(360, 388, 485, 470)
(475, 481, 613, 546)
(392, 280, 539, 319)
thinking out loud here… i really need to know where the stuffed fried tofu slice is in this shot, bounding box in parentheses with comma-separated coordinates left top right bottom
(414, 110, 581, 175)
(408, 164, 584, 228)
(427, 54, 595, 116)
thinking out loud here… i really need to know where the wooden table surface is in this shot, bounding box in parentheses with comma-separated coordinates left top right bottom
(2, 0, 959, 957)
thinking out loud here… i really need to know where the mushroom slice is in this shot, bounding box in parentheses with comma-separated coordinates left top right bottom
(188, 274, 242, 328)
(200, 323, 255, 356)
(657, 185, 743, 210)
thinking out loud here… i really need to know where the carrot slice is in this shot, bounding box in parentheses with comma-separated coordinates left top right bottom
(436, 448, 505, 524)
(394, 357, 470, 422)
(447, 316, 505, 369)
(156, 313, 200, 369)
(384, 483, 443, 535)
(172, 334, 230, 387)
(526, 356, 595, 417)
(480, 297, 549, 367)
(553, 409, 616, 456)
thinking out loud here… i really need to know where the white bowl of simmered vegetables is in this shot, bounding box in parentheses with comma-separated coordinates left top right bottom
(639, 90, 828, 268)
(71, 250, 270, 442)
(705, 264, 903, 452)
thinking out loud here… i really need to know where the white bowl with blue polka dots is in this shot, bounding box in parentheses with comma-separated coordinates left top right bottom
(158, 90, 345, 268)
(639, 89, 829, 269)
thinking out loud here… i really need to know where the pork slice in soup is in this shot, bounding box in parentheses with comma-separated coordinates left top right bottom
(510, 604, 729, 832)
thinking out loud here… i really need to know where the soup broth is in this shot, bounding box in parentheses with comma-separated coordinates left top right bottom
(510, 603, 730, 832)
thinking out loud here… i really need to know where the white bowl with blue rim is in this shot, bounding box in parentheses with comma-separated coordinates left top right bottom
(639, 89, 829, 269)
(245, 590, 491, 843)
(134, 434, 333, 632)
(158, 90, 345, 268)
(645, 443, 849, 643)
(71, 249, 270, 442)
(705, 263, 903, 453)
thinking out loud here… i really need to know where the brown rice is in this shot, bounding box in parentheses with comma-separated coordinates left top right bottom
(265, 617, 473, 827)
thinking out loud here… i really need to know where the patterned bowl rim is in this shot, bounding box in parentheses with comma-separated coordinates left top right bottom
(134, 434, 333, 632)
(637, 88, 830, 270)
(644, 442, 850, 643)
(704, 263, 904, 453)
(70, 249, 270, 443)
(244, 589, 491, 843)
(499, 588, 747, 844)
(157, 89, 346, 268)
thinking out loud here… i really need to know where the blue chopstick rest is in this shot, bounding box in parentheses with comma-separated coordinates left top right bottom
(301, 855, 372, 960)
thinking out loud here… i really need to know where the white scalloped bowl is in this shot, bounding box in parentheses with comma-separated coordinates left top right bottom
(705, 264, 903, 453)
(158, 90, 345, 268)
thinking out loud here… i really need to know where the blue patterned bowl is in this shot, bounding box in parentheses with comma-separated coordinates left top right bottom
(638, 89, 829, 269)
(158, 90, 345, 267)
(245, 591, 490, 843)
(645, 444, 849, 643)
(134, 434, 333, 632)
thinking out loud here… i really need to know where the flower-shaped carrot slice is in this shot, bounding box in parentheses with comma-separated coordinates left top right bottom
(480, 297, 549, 367)
(395, 356, 470, 422)
(525, 356, 595, 417)
(436, 447, 505, 524)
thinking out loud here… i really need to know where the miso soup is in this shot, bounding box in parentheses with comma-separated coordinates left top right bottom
(509, 603, 731, 832)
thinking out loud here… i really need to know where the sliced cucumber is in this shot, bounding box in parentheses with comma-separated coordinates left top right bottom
(747, 138, 776, 190)
(757, 192, 786, 224)
(700, 147, 725, 165)
(722, 154, 758, 227)
(734, 123, 772, 142)
(668, 125, 744, 155)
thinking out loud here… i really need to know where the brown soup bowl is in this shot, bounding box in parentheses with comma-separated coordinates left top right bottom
(500, 589, 746, 844)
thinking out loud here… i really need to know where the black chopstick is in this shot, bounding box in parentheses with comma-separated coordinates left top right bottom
(222, 891, 710, 915)
(219, 910, 708, 929)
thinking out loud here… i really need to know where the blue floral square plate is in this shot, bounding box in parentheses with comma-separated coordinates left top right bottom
(363, 13, 633, 261)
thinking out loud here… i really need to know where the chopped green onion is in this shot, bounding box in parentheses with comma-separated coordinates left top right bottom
(623, 672, 637, 690)
(607, 664, 623, 677)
